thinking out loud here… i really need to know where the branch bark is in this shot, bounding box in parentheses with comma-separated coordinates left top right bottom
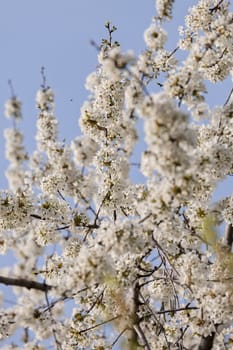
(128, 281, 152, 350)
(224, 223, 233, 247)
(198, 332, 215, 350)
(0, 275, 52, 292)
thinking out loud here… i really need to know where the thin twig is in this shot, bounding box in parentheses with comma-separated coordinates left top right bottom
(42, 287, 89, 313)
(44, 284, 62, 350)
(79, 315, 120, 334)
(138, 212, 152, 224)
(156, 305, 198, 314)
(8, 79, 16, 98)
(153, 237, 180, 276)
(40, 66, 47, 89)
(139, 291, 171, 349)
(168, 46, 179, 58)
(111, 328, 128, 347)
(224, 87, 233, 106)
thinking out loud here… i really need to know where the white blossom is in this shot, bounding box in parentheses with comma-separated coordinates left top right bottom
(156, 0, 174, 20)
(144, 24, 167, 51)
(36, 87, 54, 111)
(4, 97, 22, 120)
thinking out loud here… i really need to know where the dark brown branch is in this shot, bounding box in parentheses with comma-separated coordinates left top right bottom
(30, 214, 45, 220)
(209, 0, 224, 13)
(120, 281, 152, 349)
(224, 223, 233, 247)
(0, 275, 52, 292)
(198, 332, 215, 350)
(129, 281, 141, 348)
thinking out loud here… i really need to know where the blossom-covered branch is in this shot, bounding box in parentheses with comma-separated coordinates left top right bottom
(1, 0, 233, 349)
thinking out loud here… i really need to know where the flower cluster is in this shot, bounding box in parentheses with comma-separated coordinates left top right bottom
(4, 97, 22, 120)
(156, 0, 175, 20)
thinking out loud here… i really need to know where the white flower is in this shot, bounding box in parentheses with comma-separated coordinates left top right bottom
(36, 87, 54, 111)
(4, 97, 22, 119)
(144, 24, 167, 50)
(34, 221, 58, 246)
(100, 47, 135, 80)
(156, 0, 174, 19)
(71, 136, 98, 166)
(36, 112, 58, 151)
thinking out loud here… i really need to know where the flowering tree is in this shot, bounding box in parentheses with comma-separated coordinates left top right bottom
(1, 0, 233, 349)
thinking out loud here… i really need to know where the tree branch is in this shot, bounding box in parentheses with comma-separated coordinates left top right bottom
(224, 223, 233, 247)
(198, 332, 215, 350)
(0, 275, 52, 292)
(126, 281, 141, 349)
(127, 282, 152, 350)
(209, 0, 224, 13)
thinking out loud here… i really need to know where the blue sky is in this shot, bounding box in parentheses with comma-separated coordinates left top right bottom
(1, 0, 232, 183)
(0, 0, 152, 187)
(0, 1, 232, 187)
(0, 0, 201, 187)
